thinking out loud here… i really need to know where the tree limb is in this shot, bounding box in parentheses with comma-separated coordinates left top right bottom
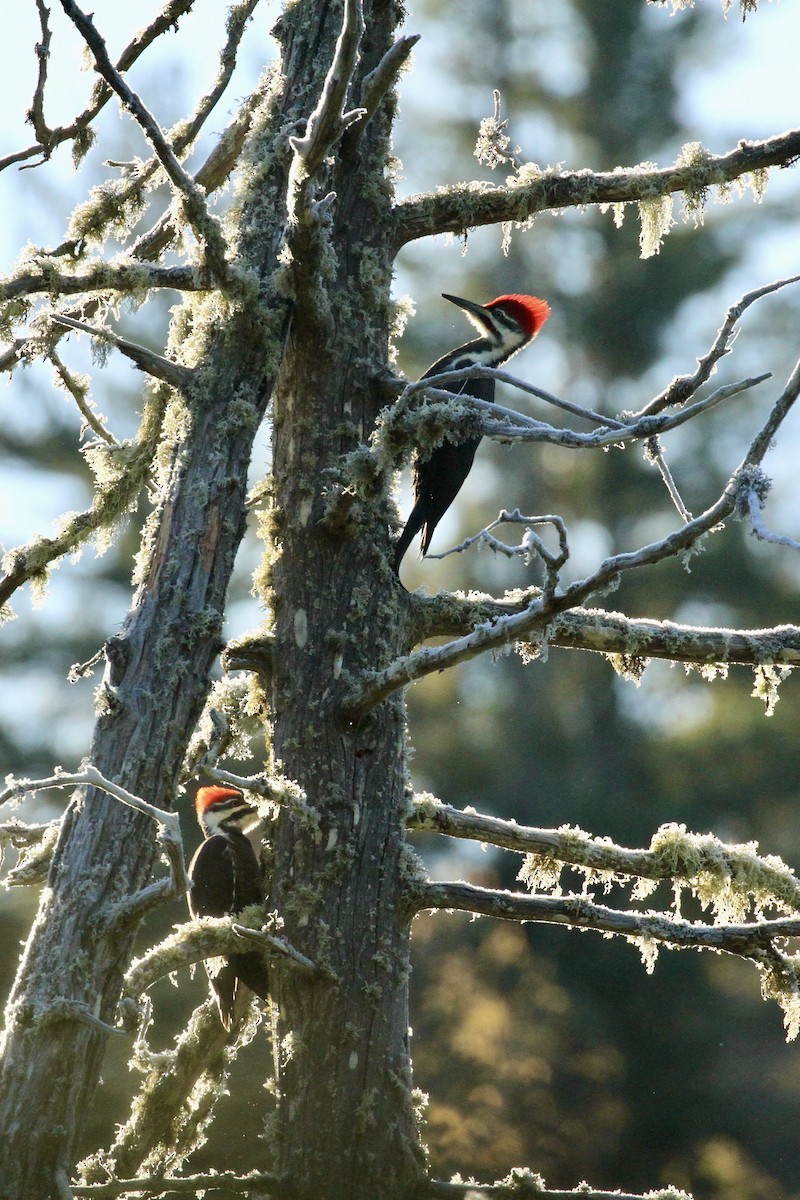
(58, 0, 229, 281)
(288, 0, 366, 189)
(427, 1181, 688, 1200)
(1, 765, 189, 893)
(392, 128, 800, 248)
(1, 263, 202, 303)
(385, 369, 770, 462)
(0, 382, 167, 607)
(122, 916, 316, 1001)
(414, 599, 800, 668)
(1, 0, 197, 173)
(72, 1171, 290, 1198)
(50, 314, 194, 388)
(351, 33, 420, 133)
(346, 359, 800, 721)
(408, 799, 800, 914)
(414, 880, 800, 954)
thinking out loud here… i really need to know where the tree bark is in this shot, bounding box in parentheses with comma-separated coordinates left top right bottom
(263, 5, 425, 1194)
(0, 3, 424, 1197)
(0, 44, 293, 1200)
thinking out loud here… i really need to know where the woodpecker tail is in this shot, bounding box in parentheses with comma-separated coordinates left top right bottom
(392, 500, 427, 573)
(212, 952, 271, 1030)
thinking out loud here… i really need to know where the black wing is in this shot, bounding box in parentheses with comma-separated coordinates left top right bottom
(188, 834, 269, 1028)
(394, 373, 496, 570)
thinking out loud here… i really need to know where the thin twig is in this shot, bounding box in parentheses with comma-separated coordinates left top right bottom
(645, 436, 692, 521)
(2, 0, 197, 173)
(403, 371, 770, 455)
(49, 348, 119, 446)
(50, 314, 193, 389)
(637, 273, 800, 417)
(58, 0, 229, 281)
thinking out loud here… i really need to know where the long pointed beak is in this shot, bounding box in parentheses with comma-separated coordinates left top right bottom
(441, 292, 496, 336)
(441, 293, 488, 319)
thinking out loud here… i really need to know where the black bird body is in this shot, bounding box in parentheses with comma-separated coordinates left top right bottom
(393, 292, 550, 572)
(188, 786, 270, 1029)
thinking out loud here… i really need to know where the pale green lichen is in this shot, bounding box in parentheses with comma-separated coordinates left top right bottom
(751, 663, 791, 715)
(650, 822, 800, 921)
(638, 190, 674, 258)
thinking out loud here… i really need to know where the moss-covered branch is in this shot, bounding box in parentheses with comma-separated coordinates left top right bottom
(411, 598, 800, 667)
(409, 798, 800, 917)
(393, 129, 800, 249)
(0, 382, 167, 607)
(1, 0, 197, 173)
(1, 263, 201, 304)
(345, 358, 800, 721)
(59, 0, 229, 282)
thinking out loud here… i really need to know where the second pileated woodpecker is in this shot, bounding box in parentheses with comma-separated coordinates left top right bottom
(187, 785, 270, 1030)
(393, 292, 550, 572)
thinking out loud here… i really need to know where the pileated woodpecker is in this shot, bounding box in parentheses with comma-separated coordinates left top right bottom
(187, 785, 270, 1030)
(393, 292, 550, 572)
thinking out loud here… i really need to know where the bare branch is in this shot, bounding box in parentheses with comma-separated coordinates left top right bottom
(391, 370, 770, 460)
(50, 314, 194, 388)
(415, 880, 800, 954)
(29, 0, 54, 147)
(1, 0, 197, 173)
(289, 0, 366, 183)
(393, 129, 800, 249)
(645, 436, 692, 521)
(425, 510, 568, 571)
(355, 33, 420, 130)
(637, 272, 800, 417)
(58, 0, 229, 281)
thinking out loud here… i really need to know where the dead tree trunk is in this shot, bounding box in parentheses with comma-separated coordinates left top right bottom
(0, 2, 425, 1197)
